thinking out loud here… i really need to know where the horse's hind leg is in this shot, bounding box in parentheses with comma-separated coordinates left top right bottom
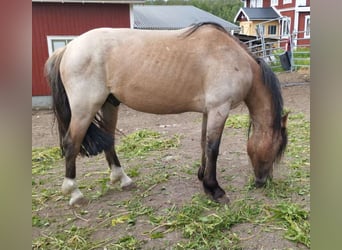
(61, 93, 109, 206)
(61, 117, 92, 206)
(61, 128, 87, 206)
(101, 102, 134, 189)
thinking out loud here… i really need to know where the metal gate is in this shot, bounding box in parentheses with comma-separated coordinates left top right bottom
(242, 18, 310, 72)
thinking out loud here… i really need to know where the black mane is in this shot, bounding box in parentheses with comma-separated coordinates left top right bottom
(257, 58, 287, 161)
(184, 22, 228, 37)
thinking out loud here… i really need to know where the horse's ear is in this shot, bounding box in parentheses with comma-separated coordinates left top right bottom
(281, 113, 289, 128)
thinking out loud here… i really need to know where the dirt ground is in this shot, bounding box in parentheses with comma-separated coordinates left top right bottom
(32, 71, 310, 249)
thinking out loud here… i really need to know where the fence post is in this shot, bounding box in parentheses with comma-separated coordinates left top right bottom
(290, 31, 296, 71)
(256, 24, 266, 58)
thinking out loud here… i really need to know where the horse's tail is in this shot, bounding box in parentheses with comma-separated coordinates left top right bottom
(45, 47, 114, 157)
(44, 47, 69, 155)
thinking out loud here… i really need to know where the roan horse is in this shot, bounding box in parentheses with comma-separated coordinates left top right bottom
(45, 22, 288, 206)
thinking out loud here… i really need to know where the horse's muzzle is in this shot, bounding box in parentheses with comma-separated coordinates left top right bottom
(254, 176, 268, 188)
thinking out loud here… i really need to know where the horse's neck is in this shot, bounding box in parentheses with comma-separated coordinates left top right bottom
(244, 77, 274, 131)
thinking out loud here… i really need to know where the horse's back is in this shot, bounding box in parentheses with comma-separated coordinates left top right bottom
(61, 26, 255, 114)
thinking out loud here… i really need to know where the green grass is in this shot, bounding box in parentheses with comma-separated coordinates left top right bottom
(32, 114, 310, 249)
(270, 47, 310, 72)
(116, 129, 180, 159)
(32, 147, 64, 211)
(33, 224, 145, 250)
(225, 114, 250, 129)
(270, 111, 310, 246)
(32, 147, 62, 174)
(268, 202, 310, 247)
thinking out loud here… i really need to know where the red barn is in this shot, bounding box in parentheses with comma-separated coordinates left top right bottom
(32, 0, 144, 107)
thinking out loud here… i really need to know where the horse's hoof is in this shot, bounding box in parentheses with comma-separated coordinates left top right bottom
(69, 196, 88, 208)
(121, 181, 136, 191)
(197, 167, 205, 181)
(254, 180, 267, 188)
(110, 178, 120, 185)
(215, 195, 230, 204)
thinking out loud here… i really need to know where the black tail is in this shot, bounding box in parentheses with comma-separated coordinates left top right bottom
(44, 47, 114, 157)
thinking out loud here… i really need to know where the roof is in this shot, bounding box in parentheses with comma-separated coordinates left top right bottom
(32, 0, 144, 3)
(234, 7, 281, 22)
(134, 5, 240, 32)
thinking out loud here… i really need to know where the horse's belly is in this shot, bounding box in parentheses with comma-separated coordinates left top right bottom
(113, 85, 204, 114)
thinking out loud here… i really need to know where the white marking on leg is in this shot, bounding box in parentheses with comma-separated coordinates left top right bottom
(109, 167, 122, 184)
(110, 166, 133, 188)
(61, 178, 84, 206)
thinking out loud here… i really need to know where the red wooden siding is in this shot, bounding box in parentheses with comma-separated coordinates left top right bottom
(278, 10, 295, 31)
(263, 0, 270, 7)
(33, 3, 130, 96)
(297, 13, 305, 38)
(297, 11, 310, 45)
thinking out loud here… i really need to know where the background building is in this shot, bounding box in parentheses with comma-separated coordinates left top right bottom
(32, 0, 143, 107)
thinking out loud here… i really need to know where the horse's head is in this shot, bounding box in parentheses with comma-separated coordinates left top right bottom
(247, 114, 288, 187)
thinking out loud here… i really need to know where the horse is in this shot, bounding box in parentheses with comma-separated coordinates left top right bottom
(45, 22, 288, 206)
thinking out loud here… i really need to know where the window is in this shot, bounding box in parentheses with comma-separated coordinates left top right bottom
(281, 17, 291, 37)
(304, 15, 310, 38)
(271, 0, 278, 6)
(47, 36, 76, 56)
(283, 0, 292, 4)
(297, 0, 306, 6)
(268, 25, 277, 35)
(250, 0, 262, 8)
(256, 24, 265, 37)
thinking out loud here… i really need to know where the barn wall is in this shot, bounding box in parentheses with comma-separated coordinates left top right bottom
(33, 3, 130, 96)
(278, 9, 295, 32)
(297, 11, 310, 45)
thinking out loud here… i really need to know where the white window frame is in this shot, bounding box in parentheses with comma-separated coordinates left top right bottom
(250, 0, 263, 8)
(304, 15, 310, 38)
(47, 36, 76, 56)
(297, 0, 306, 6)
(281, 17, 291, 38)
(283, 0, 292, 4)
(268, 25, 277, 35)
(256, 24, 265, 37)
(271, 0, 278, 7)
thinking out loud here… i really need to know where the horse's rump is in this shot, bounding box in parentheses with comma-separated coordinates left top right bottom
(45, 47, 114, 157)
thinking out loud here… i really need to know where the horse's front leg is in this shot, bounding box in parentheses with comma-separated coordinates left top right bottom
(105, 149, 134, 189)
(202, 105, 230, 203)
(101, 103, 134, 189)
(198, 113, 207, 181)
